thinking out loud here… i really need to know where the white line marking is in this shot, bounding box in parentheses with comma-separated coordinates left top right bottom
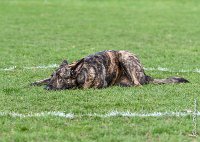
(0, 111, 74, 119)
(0, 111, 199, 119)
(23, 64, 58, 69)
(0, 66, 17, 71)
(144, 67, 200, 73)
(0, 64, 200, 73)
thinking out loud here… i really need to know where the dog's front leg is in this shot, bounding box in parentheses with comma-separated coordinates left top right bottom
(31, 78, 50, 86)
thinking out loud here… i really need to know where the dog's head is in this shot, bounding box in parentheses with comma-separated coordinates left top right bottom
(45, 59, 84, 90)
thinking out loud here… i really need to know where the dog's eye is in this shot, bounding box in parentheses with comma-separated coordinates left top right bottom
(70, 70, 74, 76)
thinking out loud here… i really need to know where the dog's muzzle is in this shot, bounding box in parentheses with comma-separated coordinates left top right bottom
(44, 85, 53, 90)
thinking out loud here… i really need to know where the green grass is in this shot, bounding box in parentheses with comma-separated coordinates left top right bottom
(0, 0, 200, 141)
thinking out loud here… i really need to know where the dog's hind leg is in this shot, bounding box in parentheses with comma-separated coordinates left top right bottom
(116, 73, 132, 87)
(31, 78, 50, 86)
(118, 51, 146, 86)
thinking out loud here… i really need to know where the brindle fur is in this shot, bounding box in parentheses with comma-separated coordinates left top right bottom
(32, 50, 189, 90)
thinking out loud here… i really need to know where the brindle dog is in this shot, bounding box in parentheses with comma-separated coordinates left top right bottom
(32, 50, 189, 90)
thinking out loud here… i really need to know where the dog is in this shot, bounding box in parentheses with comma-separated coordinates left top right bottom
(32, 50, 189, 90)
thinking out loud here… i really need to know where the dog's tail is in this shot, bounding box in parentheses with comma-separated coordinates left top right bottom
(146, 76, 189, 84)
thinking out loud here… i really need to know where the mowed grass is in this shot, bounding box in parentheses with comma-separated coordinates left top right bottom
(0, 0, 200, 141)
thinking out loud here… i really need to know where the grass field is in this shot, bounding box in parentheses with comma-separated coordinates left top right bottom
(1, 0, 200, 141)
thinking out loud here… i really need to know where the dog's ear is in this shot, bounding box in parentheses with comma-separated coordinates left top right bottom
(70, 58, 84, 77)
(71, 58, 84, 71)
(60, 60, 68, 67)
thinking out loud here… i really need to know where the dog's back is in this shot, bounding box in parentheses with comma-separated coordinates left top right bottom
(75, 50, 146, 88)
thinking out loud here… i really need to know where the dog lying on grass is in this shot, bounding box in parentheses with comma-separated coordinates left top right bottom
(32, 50, 189, 90)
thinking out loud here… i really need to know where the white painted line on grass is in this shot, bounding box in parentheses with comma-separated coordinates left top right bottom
(0, 64, 200, 73)
(0, 111, 74, 119)
(0, 64, 59, 71)
(86, 111, 193, 117)
(0, 66, 17, 71)
(144, 67, 200, 73)
(0, 111, 199, 119)
(23, 64, 58, 69)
